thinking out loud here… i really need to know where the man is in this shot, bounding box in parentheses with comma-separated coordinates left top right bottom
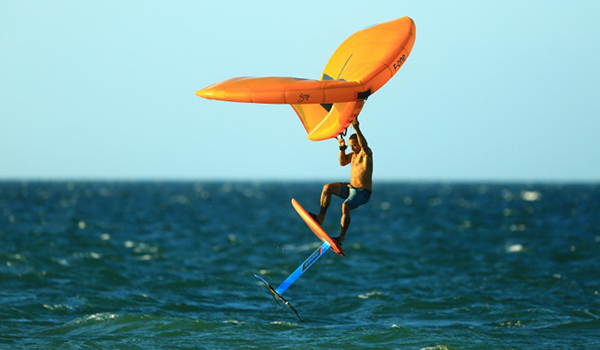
(311, 117, 373, 247)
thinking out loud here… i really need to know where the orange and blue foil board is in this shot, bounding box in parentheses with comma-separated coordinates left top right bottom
(254, 198, 346, 320)
(291, 198, 345, 257)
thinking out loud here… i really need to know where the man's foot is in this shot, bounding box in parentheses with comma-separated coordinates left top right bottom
(331, 236, 343, 247)
(308, 212, 323, 225)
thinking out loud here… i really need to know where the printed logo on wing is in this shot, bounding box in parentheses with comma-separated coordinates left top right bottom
(302, 246, 323, 271)
(298, 93, 310, 103)
(393, 54, 406, 71)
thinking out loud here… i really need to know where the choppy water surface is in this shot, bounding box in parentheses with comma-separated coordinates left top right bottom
(1, 181, 599, 349)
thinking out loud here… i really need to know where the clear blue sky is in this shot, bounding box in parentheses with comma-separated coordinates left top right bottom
(1, 1, 599, 181)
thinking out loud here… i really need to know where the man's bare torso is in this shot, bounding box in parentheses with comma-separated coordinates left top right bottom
(350, 149, 373, 191)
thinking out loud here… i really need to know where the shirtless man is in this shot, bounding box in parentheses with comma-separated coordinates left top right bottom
(311, 117, 373, 246)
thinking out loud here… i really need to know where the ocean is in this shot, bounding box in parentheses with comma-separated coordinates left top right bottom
(1, 181, 599, 349)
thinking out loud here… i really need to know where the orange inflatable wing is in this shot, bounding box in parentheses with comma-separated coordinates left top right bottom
(196, 17, 416, 141)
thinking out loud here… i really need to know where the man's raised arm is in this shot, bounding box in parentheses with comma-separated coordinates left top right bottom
(338, 137, 352, 166)
(352, 118, 371, 154)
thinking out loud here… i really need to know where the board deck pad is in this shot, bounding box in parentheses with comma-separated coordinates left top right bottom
(291, 198, 345, 257)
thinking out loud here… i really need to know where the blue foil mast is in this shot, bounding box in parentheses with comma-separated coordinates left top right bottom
(276, 241, 331, 294)
(255, 241, 331, 320)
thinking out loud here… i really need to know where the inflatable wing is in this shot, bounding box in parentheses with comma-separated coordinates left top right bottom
(197, 17, 416, 141)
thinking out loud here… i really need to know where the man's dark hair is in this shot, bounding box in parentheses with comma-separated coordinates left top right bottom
(349, 133, 358, 141)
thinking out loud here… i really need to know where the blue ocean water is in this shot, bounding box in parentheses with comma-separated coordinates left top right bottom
(0, 181, 599, 349)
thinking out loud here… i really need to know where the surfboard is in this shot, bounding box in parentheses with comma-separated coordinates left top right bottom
(291, 198, 345, 257)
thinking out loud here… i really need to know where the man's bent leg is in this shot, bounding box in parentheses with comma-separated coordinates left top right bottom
(316, 182, 344, 225)
(339, 202, 351, 244)
(337, 187, 370, 244)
